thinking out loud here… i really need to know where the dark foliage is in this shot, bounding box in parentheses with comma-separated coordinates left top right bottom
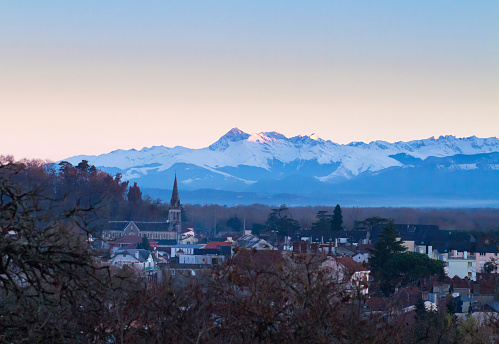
(226, 215, 243, 232)
(331, 204, 343, 230)
(266, 205, 300, 237)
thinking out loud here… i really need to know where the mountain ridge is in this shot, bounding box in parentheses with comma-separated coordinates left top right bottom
(62, 128, 499, 206)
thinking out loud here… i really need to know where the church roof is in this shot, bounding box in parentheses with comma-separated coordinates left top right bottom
(107, 221, 170, 232)
(170, 174, 181, 209)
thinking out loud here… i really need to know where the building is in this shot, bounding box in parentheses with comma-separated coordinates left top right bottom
(234, 235, 275, 251)
(102, 176, 183, 244)
(321, 256, 370, 298)
(168, 174, 182, 240)
(108, 234, 158, 250)
(445, 251, 477, 280)
(109, 249, 155, 271)
(103, 221, 176, 241)
(171, 244, 206, 258)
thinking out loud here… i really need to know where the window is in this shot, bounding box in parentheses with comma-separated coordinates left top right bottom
(468, 262, 472, 268)
(468, 272, 472, 277)
(480, 253, 486, 256)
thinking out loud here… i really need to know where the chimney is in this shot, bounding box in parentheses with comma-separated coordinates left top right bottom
(135, 250, 140, 259)
(463, 251, 467, 259)
(428, 246, 433, 257)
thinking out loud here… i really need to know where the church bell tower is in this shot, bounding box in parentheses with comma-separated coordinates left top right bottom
(168, 174, 182, 242)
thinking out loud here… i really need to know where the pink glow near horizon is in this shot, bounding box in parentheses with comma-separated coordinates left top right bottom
(1, 2, 497, 161)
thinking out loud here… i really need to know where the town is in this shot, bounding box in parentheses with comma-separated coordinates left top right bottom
(98, 175, 499, 334)
(2, 158, 498, 342)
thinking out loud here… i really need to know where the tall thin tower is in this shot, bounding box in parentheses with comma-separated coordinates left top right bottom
(168, 174, 182, 243)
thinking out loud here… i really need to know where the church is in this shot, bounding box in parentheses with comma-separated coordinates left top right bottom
(102, 175, 183, 244)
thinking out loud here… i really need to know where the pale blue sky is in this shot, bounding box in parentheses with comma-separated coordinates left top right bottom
(1, 1, 498, 160)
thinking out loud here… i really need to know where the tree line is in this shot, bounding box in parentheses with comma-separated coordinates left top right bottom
(184, 204, 499, 233)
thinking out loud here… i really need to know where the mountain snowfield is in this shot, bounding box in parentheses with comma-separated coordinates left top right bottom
(64, 128, 499, 206)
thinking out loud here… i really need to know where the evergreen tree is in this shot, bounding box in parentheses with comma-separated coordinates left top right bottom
(76, 160, 90, 173)
(226, 216, 243, 232)
(181, 205, 188, 222)
(331, 204, 343, 231)
(369, 220, 406, 293)
(137, 235, 151, 251)
(128, 182, 142, 205)
(311, 210, 331, 231)
(127, 182, 142, 219)
(251, 223, 266, 236)
(357, 216, 388, 231)
(266, 205, 300, 237)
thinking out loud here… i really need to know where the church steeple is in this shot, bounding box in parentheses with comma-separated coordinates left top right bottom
(168, 174, 182, 236)
(170, 174, 180, 209)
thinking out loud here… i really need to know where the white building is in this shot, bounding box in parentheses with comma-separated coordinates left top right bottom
(171, 244, 206, 258)
(445, 251, 477, 280)
(109, 249, 155, 271)
(178, 254, 226, 265)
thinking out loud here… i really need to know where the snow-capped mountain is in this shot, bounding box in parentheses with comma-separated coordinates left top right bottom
(63, 128, 499, 206)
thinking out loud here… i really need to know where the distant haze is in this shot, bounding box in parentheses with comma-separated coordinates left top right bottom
(1, 1, 498, 161)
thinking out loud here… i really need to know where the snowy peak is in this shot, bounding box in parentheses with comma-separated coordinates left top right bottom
(309, 133, 322, 141)
(62, 129, 499, 192)
(223, 127, 250, 140)
(209, 127, 250, 151)
(248, 132, 287, 143)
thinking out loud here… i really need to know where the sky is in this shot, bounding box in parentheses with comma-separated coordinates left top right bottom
(1, 1, 498, 161)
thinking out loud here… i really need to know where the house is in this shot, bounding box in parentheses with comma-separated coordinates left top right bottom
(171, 244, 206, 258)
(108, 235, 158, 250)
(450, 295, 477, 314)
(475, 244, 499, 274)
(233, 235, 275, 251)
(173, 242, 231, 267)
(109, 249, 155, 271)
(321, 256, 370, 298)
(484, 302, 499, 313)
(293, 229, 369, 246)
(178, 253, 226, 266)
(352, 251, 369, 263)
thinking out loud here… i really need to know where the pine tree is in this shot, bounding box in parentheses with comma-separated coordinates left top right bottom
(311, 210, 331, 231)
(137, 235, 151, 251)
(331, 204, 343, 231)
(181, 205, 188, 222)
(127, 182, 142, 205)
(369, 220, 406, 274)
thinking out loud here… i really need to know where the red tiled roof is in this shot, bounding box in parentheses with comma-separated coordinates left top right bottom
(113, 235, 142, 244)
(336, 257, 369, 272)
(204, 241, 232, 249)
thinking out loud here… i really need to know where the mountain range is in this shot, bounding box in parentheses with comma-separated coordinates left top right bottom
(64, 128, 499, 207)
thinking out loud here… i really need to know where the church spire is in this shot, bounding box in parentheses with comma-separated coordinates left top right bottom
(170, 174, 181, 209)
